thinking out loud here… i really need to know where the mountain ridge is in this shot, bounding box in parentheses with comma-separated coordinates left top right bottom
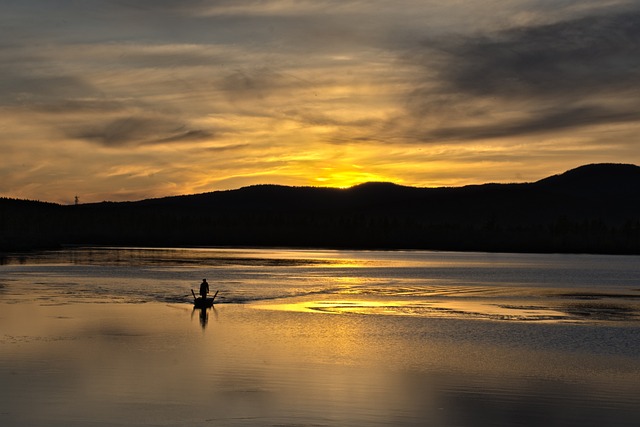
(127, 162, 640, 206)
(1, 163, 639, 254)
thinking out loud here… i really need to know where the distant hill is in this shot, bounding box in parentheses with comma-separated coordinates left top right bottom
(1, 163, 639, 254)
(535, 163, 640, 197)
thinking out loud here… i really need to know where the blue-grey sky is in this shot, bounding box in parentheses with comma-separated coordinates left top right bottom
(2, 0, 639, 203)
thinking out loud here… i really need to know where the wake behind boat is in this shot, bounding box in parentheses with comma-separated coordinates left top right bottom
(192, 289, 218, 308)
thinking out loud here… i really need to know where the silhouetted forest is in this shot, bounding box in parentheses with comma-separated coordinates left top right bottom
(2, 163, 640, 254)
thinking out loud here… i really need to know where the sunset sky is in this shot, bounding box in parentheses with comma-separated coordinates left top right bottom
(2, 0, 640, 203)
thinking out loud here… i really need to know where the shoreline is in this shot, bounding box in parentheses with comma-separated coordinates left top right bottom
(5, 242, 640, 257)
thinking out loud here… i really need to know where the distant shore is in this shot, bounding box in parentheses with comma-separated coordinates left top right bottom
(2, 163, 639, 254)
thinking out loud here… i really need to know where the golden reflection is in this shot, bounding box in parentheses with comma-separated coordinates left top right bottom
(255, 299, 574, 322)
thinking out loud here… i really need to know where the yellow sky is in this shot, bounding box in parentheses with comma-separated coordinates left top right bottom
(1, 1, 639, 203)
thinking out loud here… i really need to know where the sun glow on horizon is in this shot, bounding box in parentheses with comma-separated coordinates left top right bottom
(2, 2, 639, 203)
(312, 166, 396, 188)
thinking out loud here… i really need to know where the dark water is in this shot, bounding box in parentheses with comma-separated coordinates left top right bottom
(1, 247, 639, 426)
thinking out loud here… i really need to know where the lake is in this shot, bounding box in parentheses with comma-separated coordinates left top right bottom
(1, 247, 639, 426)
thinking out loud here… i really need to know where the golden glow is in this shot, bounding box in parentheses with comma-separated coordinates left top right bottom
(312, 168, 393, 188)
(2, 9, 638, 204)
(255, 299, 572, 322)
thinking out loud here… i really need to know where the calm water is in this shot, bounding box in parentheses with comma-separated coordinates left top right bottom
(1, 247, 639, 426)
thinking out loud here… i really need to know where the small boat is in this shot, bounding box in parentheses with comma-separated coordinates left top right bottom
(192, 290, 218, 308)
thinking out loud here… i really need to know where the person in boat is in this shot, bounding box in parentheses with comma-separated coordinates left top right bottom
(199, 279, 209, 300)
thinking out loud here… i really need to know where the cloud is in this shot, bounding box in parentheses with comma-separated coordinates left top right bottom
(106, 0, 209, 13)
(27, 99, 126, 114)
(423, 106, 640, 142)
(438, 11, 640, 98)
(403, 8, 640, 141)
(72, 116, 214, 147)
(219, 67, 316, 103)
(113, 44, 229, 69)
(205, 143, 252, 153)
(0, 73, 101, 107)
(108, 0, 374, 17)
(2, 0, 640, 202)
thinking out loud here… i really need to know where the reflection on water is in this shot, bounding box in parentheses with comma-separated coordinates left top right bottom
(1, 247, 639, 325)
(1, 247, 639, 426)
(1, 302, 639, 426)
(261, 299, 574, 321)
(260, 294, 640, 323)
(0, 247, 347, 267)
(192, 305, 218, 329)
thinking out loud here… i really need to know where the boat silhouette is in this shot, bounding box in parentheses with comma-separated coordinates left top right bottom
(191, 289, 218, 308)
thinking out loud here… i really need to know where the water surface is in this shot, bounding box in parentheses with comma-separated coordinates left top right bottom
(1, 247, 639, 426)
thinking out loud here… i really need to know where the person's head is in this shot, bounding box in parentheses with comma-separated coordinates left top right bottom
(202, 279, 207, 283)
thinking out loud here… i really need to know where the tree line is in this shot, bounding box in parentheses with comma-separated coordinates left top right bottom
(2, 164, 639, 254)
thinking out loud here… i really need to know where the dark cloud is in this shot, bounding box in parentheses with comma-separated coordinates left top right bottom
(438, 11, 640, 98)
(73, 116, 213, 147)
(106, 0, 209, 13)
(220, 67, 315, 102)
(205, 143, 251, 153)
(108, 0, 359, 16)
(155, 129, 213, 143)
(28, 99, 125, 114)
(117, 49, 227, 69)
(406, 9, 640, 141)
(0, 73, 101, 106)
(424, 106, 640, 142)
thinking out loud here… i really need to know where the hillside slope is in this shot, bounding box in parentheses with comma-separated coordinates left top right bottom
(2, 163, 639, 253)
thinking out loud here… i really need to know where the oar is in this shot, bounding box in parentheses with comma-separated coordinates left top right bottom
(212, 290, 219, 302)
(191, 289, 197, 301)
